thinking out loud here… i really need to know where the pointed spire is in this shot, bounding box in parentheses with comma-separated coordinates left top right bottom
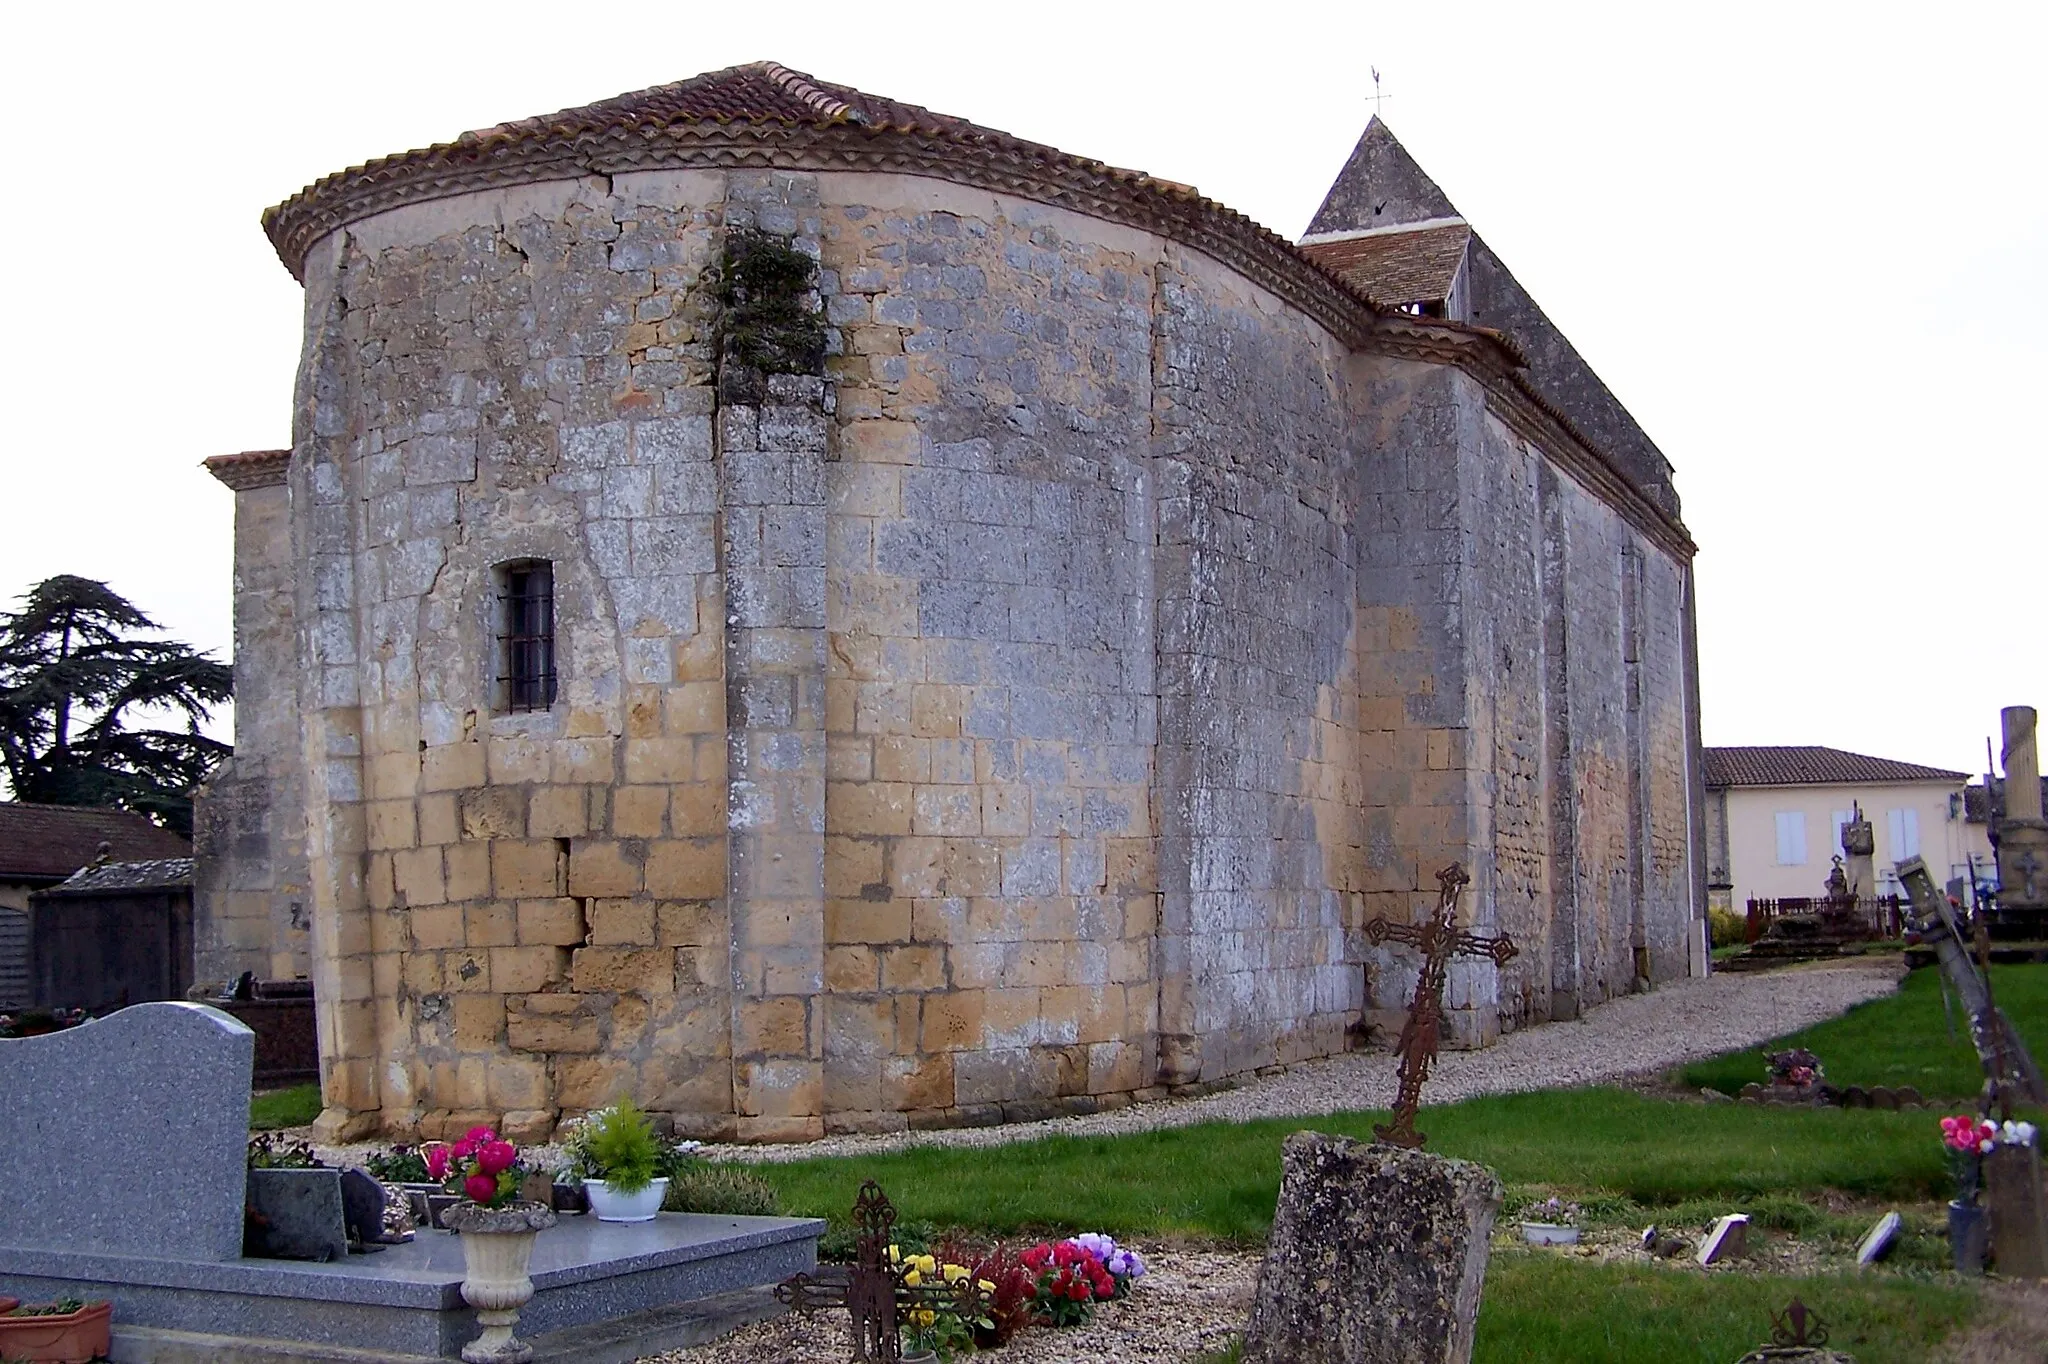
(1304, 118, 1461, 240)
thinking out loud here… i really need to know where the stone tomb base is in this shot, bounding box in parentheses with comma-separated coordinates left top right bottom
(0, 1211, 823, 1363)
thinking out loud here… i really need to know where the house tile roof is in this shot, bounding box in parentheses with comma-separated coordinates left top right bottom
(0, 803, 193, 884)
(1703, 746, 1968, 789)
(1298, 223, 1471, 307)
(39, 858, 195, 896)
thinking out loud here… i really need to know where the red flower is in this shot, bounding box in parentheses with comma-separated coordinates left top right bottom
(465, 1172, 499, 1204)
(1065, 1278, 1090, 1302)
(477, 1140, 517, 1176)
(423, 1144, 451, 1180)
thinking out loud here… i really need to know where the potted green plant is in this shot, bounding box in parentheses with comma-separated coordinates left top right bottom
(560, 1099, 669, 1222)
(0, 1297, 114, 1362)
(426, 1126, 556, 1363)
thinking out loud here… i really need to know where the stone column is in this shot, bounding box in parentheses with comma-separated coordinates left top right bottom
(1998, 706, 2048, 912)
(720, 371, 830, 1142)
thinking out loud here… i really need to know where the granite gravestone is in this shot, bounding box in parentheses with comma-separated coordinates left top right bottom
(1243, 1132, 1502, 1364)
(0, 1001, 254, 1261)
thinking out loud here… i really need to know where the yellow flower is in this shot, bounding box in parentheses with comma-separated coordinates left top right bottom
(914, 1254, 937, 1274)
(943, 1264, 969, 1284)
(915, 1309, 936, 1328)
(977, 1279, 996, 1293)
(903, 1269, 922, 1286)
(888, 1245, 902, 1264)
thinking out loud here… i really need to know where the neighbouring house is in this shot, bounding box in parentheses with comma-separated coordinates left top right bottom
(0, 803, 193, 1008)
(196, 63, 1706, 1144)
(1703, 747, 1989, 910)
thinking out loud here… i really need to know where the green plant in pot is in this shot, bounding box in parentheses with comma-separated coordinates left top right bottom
(561, 1098, 668, 1223)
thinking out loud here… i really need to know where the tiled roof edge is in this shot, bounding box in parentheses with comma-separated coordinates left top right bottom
(204, 449, 291, 491)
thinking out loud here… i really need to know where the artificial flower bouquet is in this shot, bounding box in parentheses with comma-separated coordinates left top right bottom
(424, 1125, 529, 1207)
(889, 1247, 994, 1356)
(1019, 1232, 1147, 1325)
(1940, 1114, 2036, 1205)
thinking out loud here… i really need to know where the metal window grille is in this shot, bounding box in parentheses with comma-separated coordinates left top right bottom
(499, 561, 556, 712)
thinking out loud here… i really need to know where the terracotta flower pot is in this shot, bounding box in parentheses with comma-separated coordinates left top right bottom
(442, 1201, 558, 1363)
(0, 1300, 113, 1363)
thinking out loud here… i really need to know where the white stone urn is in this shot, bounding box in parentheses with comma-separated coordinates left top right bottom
(441, 1201, 558, 1364)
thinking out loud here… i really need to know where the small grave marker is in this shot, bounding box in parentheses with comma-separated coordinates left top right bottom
(1697, 1213, 1749, 1266)
(1855, 1211, 1899, 1266)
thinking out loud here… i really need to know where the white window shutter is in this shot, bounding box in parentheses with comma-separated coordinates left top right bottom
(1776, 812, 1808, 866)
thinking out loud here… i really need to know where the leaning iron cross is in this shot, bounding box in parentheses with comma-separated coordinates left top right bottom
(1361, 863, 1517, 1149)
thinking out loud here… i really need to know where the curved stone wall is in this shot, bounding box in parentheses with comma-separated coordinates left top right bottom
(238, 160, 1699, 1143)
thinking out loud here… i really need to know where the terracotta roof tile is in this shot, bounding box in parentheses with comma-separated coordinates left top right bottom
(0, 803, 192, 883)
(1299, 223, 1471, 307)
(204, 449, 291, 490)
(1703, 746, 1968, 789)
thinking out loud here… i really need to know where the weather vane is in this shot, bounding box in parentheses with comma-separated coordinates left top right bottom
(1369, 67, 1392, 118)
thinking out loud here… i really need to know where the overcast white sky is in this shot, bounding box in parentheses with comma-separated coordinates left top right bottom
(1, 1, 2040, 777)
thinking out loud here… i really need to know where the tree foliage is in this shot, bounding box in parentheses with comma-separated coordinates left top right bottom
(0, 575, 232, 835)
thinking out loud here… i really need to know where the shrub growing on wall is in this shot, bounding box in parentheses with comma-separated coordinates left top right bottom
(715, 228, 826, 378)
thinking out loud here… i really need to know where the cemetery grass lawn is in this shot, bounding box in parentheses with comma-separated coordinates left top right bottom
(752, 1089, 1946, 1244)
(1682, 962, 2048, 1100)
(250, 1082, 321, 1130)
(1476, 1254, 1975, 1364)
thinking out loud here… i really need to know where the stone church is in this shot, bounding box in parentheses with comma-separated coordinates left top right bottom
(195, 63, 1706, 1143)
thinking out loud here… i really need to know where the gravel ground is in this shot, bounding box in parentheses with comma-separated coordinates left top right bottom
(721, 956, 1902, 1166)
(305, 957, 1899, 1173)
(638, 1247, 1256, 1364)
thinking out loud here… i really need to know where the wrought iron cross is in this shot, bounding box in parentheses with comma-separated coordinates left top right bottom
(1361, 863, 1517, 1149)
(775, 1181, 991, 1364)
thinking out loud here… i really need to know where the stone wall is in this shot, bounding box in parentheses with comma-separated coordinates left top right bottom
(211, 165, 1701, 1142)
(193, 471, 309, 987)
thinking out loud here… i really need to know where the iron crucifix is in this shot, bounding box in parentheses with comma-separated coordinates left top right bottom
(1361, 863, 1518, 1149)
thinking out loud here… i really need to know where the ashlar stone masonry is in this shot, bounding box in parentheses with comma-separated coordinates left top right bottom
(196, 63, 1707, 1143)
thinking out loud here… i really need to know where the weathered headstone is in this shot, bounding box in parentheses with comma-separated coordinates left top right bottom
(1243, 1132, 1502, 1364)
(1985, 1142, 2048, 1279)
(0, 1001, 252, 1260)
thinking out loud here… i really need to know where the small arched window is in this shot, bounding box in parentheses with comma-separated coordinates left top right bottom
(496, 560, 556, 712)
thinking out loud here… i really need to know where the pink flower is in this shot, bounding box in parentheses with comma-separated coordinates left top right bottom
(464, 1125, 498, 1144)
(465, 1172, 499, 1204)
(424, 1144, 451, 1180)
(477, 1140, 517, 1176)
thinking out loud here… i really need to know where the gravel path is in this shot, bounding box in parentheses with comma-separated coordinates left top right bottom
(640, 1246, 1256, 1364)
(723, 957, 1902, 1164)
(304, 957, 1898, 1172)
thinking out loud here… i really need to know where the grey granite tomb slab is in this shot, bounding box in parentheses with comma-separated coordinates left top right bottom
(1243, 1131, 1502, 1364)
(0, 1001, 253, 1261)
(0, 1210, 824, 1360)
